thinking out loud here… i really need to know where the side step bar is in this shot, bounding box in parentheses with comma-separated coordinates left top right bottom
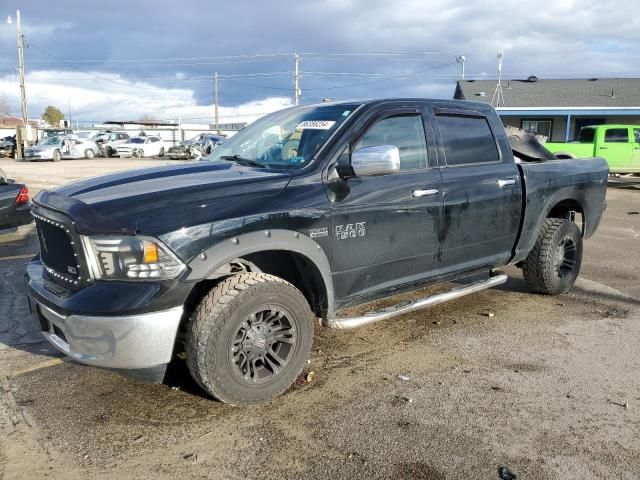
(323, 272, 508, 329)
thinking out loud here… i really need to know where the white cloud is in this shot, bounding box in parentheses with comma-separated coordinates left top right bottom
(1, 0, 640, 120)
(0, 70, 292, 124)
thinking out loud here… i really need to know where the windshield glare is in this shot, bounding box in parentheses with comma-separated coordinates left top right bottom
(206, 104, 359, 169)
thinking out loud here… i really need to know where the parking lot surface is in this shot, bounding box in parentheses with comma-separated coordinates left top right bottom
(1, 158, 639, 479)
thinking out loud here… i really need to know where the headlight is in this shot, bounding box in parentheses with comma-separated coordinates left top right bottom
(83, 235, 185, 280)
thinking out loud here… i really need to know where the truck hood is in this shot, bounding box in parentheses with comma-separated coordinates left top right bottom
(38, 161, 292, 232)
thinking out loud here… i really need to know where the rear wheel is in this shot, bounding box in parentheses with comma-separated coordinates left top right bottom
(186, 273, 314, 406)
(522, 218, 583, 295)
(52, 150, 62, 162)
(158, 147, 165, 157)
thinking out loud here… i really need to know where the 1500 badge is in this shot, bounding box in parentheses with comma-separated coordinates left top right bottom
(336, 222, 367, 240)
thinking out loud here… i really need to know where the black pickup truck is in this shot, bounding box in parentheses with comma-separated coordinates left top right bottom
(26, 99, 608, 406)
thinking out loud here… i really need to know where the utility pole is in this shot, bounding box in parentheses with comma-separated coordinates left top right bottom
(214, 72, 219, 133)
(293, 53, 301, 106)
(15, 11, 28, 128)
(7, 10, 28, 158)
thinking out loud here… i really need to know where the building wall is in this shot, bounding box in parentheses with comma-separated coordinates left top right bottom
(500, 115, 640, 142)
(500, 116, 567, 141)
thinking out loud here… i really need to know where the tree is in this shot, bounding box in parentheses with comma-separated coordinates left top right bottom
(139, 114, 156, 123)
(42, 105, 65, 126)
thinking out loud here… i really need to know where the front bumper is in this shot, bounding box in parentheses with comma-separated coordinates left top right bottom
(24, 151, 53, 160)
(29, 295, 183, 371)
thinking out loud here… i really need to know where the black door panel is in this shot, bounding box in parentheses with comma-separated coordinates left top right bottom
(433, 111, 522, 275)
(327, 106, 443, 304)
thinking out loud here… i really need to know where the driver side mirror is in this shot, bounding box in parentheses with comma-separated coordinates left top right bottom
(351, 145, 401, 177)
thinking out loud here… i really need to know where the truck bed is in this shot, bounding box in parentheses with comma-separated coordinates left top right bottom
(512, 157, 609, 263)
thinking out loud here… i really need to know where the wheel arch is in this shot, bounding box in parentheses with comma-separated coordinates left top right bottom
(547, 198, 585, 235)
(184, 229, 334, 319)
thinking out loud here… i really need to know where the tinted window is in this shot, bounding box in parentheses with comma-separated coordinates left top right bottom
(604, 128, 629, 143)
(436, 115, 499, 166)
(355, 114, 427, 170)
(634, 129, 640, 143)
(578, 128, 596, 143)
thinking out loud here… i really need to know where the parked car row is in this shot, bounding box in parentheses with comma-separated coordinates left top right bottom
(16, 131, 226, 162)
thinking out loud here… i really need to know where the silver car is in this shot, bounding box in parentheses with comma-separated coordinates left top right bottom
(23, 136, 100, 162)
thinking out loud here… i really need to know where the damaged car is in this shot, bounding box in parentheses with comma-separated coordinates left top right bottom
(23, 136, 100, 161)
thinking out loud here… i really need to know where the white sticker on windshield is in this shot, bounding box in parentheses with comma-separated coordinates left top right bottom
(297, 120, 336, 130)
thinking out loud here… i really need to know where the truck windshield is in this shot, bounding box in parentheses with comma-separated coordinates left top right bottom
(578, 128, 596, 143)
(206, 103, 360, 169)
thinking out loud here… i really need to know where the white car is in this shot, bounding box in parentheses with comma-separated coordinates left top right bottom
(116, 136, 166, 158)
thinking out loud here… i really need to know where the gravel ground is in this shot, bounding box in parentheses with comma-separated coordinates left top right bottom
(0, 158, 638, 479)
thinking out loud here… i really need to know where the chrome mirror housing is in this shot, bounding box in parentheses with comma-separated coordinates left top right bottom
(351, 145, 400, 177)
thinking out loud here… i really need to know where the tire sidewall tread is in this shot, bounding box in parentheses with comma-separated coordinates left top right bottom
(186, 272, 314, 406)
(522, 218, 583, 295)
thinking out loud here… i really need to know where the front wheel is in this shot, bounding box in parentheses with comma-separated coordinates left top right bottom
(522, 218, 583, 295)
(186, 273, 314, 406)
(52, 150, 62, 162)
(84, 149, 95, 159)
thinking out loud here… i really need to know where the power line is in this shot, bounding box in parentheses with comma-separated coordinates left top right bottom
(27, 43, 188, 92)
(302, 61, 459, 90)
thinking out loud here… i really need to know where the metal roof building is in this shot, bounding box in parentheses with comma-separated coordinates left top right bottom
(454, 77, 640, 141)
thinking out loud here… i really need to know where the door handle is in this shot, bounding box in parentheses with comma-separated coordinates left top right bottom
(412, 188, 439, 198)
(497, 179, 516, 187)
(599, 147, 608, 150)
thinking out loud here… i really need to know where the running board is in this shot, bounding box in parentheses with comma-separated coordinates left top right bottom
(323, 272, 508, 329)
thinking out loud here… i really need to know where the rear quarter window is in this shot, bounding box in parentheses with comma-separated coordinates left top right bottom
(436, 115, 500, 166)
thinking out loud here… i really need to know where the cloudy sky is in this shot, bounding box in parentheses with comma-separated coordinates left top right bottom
(0, 0, 637, 123)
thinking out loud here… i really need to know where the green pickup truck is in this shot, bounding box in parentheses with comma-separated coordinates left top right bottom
(546, 125, 640, 174)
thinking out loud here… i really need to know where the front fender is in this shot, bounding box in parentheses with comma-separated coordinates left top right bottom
(183, 229, 335, 316)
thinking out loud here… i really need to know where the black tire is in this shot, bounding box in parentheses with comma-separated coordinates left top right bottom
(522, 218, 583, 295)
(158, 147, 165, 157)
(52, 150, 62, 162)
(186, 273, 314, 406)
(84, 148, 95, 159)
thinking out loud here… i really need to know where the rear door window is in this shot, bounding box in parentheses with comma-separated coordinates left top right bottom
(604, 128, 629, 143)
(436, 114, 500, 166)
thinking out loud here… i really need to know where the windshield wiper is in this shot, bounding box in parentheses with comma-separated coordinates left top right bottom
(219, 155, 265, 168)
